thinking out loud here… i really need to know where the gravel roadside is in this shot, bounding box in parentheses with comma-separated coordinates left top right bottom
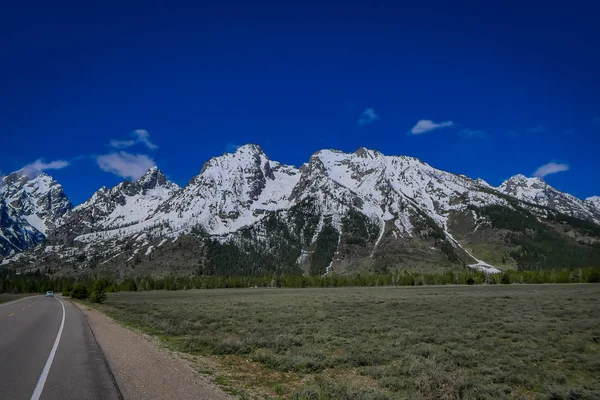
(73, 301, 234, 400)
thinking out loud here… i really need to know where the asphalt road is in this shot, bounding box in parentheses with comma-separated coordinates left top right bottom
(0, 295, 121, 400)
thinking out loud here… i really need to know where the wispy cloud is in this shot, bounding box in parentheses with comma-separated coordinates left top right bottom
(409, 119, 454, 135)
(459, 128, 488, 139)
(96, 152, 156, 180)
(21, 159, 70, 176)
(358, 108, 380, 126)
(134, 129, 158, 150)
(533, 162, 569, 178)
(109, 139, 136, 149)
(526, 124, 547, 134)
(109, 129, 158, 150)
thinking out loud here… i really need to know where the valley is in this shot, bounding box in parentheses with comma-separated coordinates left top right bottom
(95, 284, 600, 400)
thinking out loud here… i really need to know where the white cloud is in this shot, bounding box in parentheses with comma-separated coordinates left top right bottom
(109, 129, 158, 150)
(526, 124, 547, 134)
(96, 152, 156, 180)
(358, 108, 380, 126)
(533, 162, 569, 178)
(409, 119, 454, 135)
(21, 159, 70, 175)
(459, 128, 487, 138)
(134, 129, 158, 150)
(109, 139, 136, 149)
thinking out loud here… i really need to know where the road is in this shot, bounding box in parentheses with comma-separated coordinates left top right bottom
(0, 295, 121, 400)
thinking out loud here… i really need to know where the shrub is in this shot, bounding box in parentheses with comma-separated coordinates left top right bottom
(89, 280, 108, 304)
(70, 284, 89, 300)
(120, 278, 137, 292)
(89, 290, 107, 304)
(62, 283, 73, 297)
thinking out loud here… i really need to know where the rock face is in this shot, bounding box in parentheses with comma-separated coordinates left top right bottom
(0, 172, 72, 256)
(2, 145, 600, 274)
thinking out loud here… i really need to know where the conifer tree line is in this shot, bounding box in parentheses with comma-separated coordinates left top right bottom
(2, 266, 599, 295)
(470, 205, 600, 269)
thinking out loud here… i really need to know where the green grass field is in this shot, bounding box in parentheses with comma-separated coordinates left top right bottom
(98, 285, 600, 399)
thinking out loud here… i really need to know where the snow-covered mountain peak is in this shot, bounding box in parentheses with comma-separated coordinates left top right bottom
(0, 170, 72, 255)
(233, 143, 266, 156)
(498, 174, 600, 223)
(502, 174, 546, 187)
(509, 173, 527, 181)
(198, 144, 269, 179)
(130, 145, 301, 236)
(135, 166, 177, 191)
(0, 170, 72, 236)
(354, 147, 384, 159)
(52, 168, 179, 239)
(498, 175, 551, 201)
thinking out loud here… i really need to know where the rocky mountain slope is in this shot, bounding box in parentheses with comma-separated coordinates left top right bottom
(498, 174, 600, 224)
(50, 167, 179, 243)
(587, 196, 600, 213)
(0, 172, 72, 256)
(2, 145, 600, 276)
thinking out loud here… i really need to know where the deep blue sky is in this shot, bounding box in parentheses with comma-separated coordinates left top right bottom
(1, 1, 599, 205)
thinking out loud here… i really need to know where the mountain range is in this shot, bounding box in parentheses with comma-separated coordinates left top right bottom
(2, 144, 600, 277)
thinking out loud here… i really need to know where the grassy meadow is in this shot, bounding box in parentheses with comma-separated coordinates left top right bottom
(98, 285, 600, 399)
(0, 293, 30, 304)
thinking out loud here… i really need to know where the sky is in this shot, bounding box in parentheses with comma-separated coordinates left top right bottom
(1, 0, 599, 205)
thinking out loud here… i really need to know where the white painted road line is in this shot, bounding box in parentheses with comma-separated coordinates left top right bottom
(30, 297, 66, 400)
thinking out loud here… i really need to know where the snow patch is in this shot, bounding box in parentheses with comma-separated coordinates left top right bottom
(23, 214, 47, 235)
(468, 262, 501, 274)
(370, 217, 386, 257)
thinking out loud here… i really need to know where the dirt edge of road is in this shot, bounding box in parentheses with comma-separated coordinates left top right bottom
(71, 300, 234, 400)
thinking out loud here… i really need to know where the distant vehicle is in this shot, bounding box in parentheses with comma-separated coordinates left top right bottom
(45, 291, 54, 297)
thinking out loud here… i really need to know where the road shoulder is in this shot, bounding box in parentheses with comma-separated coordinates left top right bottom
(72, 301, 234, 400)
(41, 297, 122, 400)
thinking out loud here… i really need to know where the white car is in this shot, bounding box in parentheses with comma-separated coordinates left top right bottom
(45, 291, 54, 297)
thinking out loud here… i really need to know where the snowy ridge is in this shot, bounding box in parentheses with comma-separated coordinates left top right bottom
(498, 174, 600, 224)
(3, 145, 600, 273)
(586, 196, 600, 213)
(66, 145, 512, 271)
(0, 171, 72, 255)
(296, 147, 508, 234)
(1, 172, 72, 235)
(52, 167, 179, 239)
(74, 145, 301, 242)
